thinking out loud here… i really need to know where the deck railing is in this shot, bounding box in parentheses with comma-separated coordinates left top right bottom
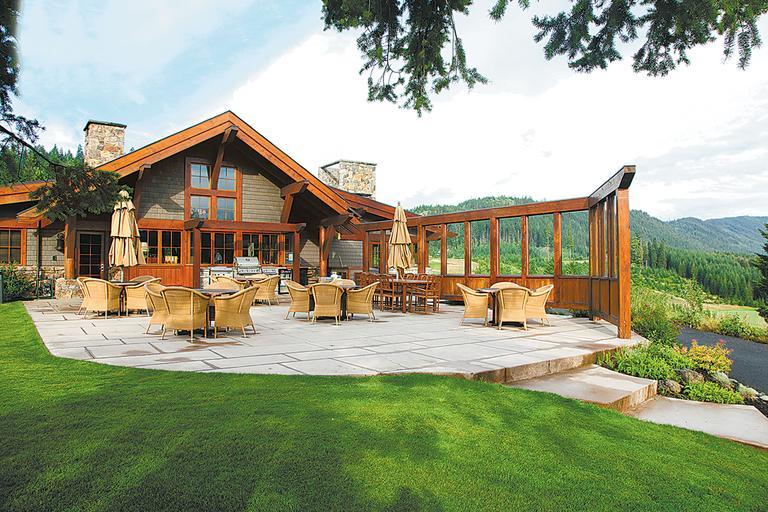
(359, 166, 635, 338)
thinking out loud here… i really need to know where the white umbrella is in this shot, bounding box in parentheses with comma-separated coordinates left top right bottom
(109, 190, 145, 267)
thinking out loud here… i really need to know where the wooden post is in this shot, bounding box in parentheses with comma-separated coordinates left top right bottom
(192, 227, 201, 288)
(417, 225, 426, 273)
(292, 231, 301, 284)
(362, 230, 369, 273)
(553, 212, 562, 277)
(440, 224, 447, 276)
(616, 189, 631, 338)
(521, 216, 529, 282)
(64, 216, 77, 279)
(318, 226, 327, 277)
(489, 216, 499, 281)
(381, 230, 388, 274)
(463, 221, 471, 277)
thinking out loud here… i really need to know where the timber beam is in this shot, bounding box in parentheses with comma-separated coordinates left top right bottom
(210, 126, 238, 190)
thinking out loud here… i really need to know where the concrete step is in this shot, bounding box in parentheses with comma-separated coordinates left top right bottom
(507, 365, 657, 412)
(628, 396, 768, 449)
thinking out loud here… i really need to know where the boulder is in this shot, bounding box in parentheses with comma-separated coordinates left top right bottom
(658, 379, 682, 395)
(674, 369, 704, 385)
(707, 371, 732, 389)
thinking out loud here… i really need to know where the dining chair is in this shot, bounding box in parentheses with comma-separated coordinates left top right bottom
(285, 280, 311, 320)
(497, 287, 529, 330)
(346, 282, 378, 321)
(160, 287, 210, 342)
(144, 282, 168, 334)
(82, 278, 122, 318)
(526, 284, 554, 326)
(310, 283, 343, 325)
(457, 283, 489, 326)
(124, 277, 161, 315)
(213, 286, 258, 337)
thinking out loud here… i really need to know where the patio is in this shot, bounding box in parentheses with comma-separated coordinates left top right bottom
(25, 299, 642, 381)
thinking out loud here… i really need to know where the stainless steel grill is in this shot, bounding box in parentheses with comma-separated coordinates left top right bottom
(234, 257, 263, 277)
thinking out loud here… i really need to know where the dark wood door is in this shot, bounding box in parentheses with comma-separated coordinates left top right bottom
(78, 232, 104, 278)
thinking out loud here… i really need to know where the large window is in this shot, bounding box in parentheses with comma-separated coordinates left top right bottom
(216, 197, 235, 221)
(528, 214, 554, 275)
(218, 166, 236, 191)
(190, 195, 210, 219)
(242, 233, 280, 265)
(140, 229, 181, 264)
(191, 163, 210, 188)
(197, 232, 235, 265)
(469, 220, 490, 275)
(427, 225, 443, 273)
(446, 223, 464, 275)
(498, 217, 522, 275)
(0, 229, 22, 264)
(561, 211, 589, 276)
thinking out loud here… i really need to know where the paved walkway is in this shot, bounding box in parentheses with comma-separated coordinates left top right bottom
(26, 299, 639, 379)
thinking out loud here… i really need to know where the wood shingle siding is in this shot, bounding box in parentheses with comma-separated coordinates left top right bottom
(137, 154, 185, 220)
(299, 232, 319, 267)
(26, 228, 62, 267)
(329, 240, 362, 269)
(241, 168, 283, 223)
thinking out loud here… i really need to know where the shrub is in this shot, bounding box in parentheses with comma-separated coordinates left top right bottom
(674, 341, 732, 374)
(600, 344, 691, 382)
(683, 381, 744, 404)
(0, 264, 34, 301)
(631, 287, 680, 345)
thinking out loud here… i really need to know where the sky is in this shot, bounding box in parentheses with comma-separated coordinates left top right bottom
(13, 0, 768, 221)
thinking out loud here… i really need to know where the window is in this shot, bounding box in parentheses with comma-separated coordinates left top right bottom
(216, 197, 235, 221)
(499, 218, 522, 275)
(561, 211, 589, 276)
(0, 229, 22, 264)
(218, 166, 236, 191)
(190, 195, 210, 219)
(370, 240, 381, 272)
(285, 235, 294, 265)
(191, 163, 210, 188)
(528, 214, 554, 275)
(427, 225, 443, 273)
(78, 233, 102, 277)
(242, 233, 281, 265)
(140, 230, 182, 264)
(198, 232, 234, 265)
(469, 220, 490, 275)
(446, 223, 464, 275)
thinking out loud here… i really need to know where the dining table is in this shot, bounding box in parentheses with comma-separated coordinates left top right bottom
(109, 281, 139, 315)
(476, 287, 500, 325)
(390, 278, 429, 314)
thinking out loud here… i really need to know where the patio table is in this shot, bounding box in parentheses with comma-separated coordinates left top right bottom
(391, 279, 429, 314)
(476, 288, 500, 325)
(109, 281, 139, 315)
(308, 282, 358, 319)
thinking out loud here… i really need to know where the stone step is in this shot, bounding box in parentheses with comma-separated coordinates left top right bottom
(628, 396, 768, 449)
(507, 365, 657, 412)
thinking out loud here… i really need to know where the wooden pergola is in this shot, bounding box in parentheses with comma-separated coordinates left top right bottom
(359, 166, 635, 338)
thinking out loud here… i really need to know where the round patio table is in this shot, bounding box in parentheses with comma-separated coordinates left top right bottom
(109, 281, 139, 315)
(476, 288, 500, 325)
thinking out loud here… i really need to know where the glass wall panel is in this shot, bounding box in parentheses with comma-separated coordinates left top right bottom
(426, 225, 443, 273)
(469, 220, 490, 275)
(498, 217, 522, 275)
(528, 214, 554, 275)
(561, 211, 589, 276)
(446, 223, 464, 275)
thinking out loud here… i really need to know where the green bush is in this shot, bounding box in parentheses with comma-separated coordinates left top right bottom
(600, 344, 692, 382)
(631, 287, 680, 345)
(683, 381, 744, 404)
(674, 341, 732, 374)
(0, 264, 34, 301)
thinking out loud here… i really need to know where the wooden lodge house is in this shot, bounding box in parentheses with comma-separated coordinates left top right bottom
(0, 111, 635, 338)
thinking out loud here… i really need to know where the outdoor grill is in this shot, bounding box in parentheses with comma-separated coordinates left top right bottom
(234, 257, 263, 278)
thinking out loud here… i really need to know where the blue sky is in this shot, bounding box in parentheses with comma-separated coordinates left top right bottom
(14, 0, 768, 221)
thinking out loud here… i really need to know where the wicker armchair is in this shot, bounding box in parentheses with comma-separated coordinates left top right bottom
(145, 283, 168, 334)
(76, 276, 90, 315)
(124, 277, 161, 315)
(129, 275, 156, 283)
(285, 280, 310, 320)
(253, 275, 280, 305)
(490, 281, 528, 290)
(497, 287, 529, 330)
(160, 287, 210, 341)
(346, 282, 378, 321)
(311, 283, 343, 324)
(211, 275, 247, 290)
(82, 278, 123, 318)
(213, 286, 258, 337)
(457, 283, 489, 326)
(526, 284, 554, 326)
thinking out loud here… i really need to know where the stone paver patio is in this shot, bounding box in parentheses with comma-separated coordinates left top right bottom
(25, 299, 642, 380)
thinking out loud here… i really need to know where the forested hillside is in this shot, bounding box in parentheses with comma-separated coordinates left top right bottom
(0, 143, 84, 184)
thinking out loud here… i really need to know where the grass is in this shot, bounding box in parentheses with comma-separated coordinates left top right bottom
(1, 302, 767, 511)
(705, 304, 767, 329)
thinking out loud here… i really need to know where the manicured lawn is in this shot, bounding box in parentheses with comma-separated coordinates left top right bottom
(705, 303, 767, 329)
(1, 302, 766, 511)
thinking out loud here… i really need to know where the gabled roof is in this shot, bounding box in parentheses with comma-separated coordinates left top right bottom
(99, 111, 352, 216)
(332, 187, 418, 221)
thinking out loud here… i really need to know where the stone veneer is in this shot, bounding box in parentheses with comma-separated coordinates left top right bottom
(318, 160, 376, 198)
(84, 120, 126, 168)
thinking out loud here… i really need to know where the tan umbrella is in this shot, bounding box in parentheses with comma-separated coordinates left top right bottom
(388, 202, 412, 275)
(109, 190, 146, 268)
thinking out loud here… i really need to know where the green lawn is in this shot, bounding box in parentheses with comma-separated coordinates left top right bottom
(1, 302, 767, 511)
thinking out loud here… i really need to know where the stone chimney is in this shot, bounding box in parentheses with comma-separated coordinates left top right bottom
(318, 160, 376, 198)
(83, 120, 126, 168)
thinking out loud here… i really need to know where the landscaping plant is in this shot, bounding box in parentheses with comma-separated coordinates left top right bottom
(683, 382, 744, 405)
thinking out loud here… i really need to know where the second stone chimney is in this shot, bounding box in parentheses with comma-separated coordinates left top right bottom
(83, 120, 126, 168)
(318, 160, 376, 198)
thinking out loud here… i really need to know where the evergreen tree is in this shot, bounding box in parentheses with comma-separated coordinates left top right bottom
(754, 223, 768, 320)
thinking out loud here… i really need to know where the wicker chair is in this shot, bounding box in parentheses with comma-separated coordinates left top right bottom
(285, 280, 311, 320)
(253, 275, 280, 305)
(145, 283, 168, 334)
(311, 283, 343, 325)
(76, 276, 90, 315)
(346, 282, 378, 321)
(124, 277, 161, 315)
(211, 275, 247, 290)
(213, 286, 258, 337)
(129, 275, 156, 283)
(497, 287, 529, 330)
(457, 283, 489, 326)
(490, 281, 528, 290)
(526, 284, 554, 326)
(160, 287, 210, 342)
(82, 278, 123, 318)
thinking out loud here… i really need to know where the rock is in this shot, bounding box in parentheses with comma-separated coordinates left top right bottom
(707, 371, 732, 388)
(658, 379, 682, 395)
(674, 369, 704, 385)
(737, 384, 758, 400)
(760, 394, 768, 403)
(729, 378, 739, 389)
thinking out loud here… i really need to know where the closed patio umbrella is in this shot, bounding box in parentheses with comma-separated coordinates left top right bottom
(388, 202, 412, 275)
(109, 190, 145, 268)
